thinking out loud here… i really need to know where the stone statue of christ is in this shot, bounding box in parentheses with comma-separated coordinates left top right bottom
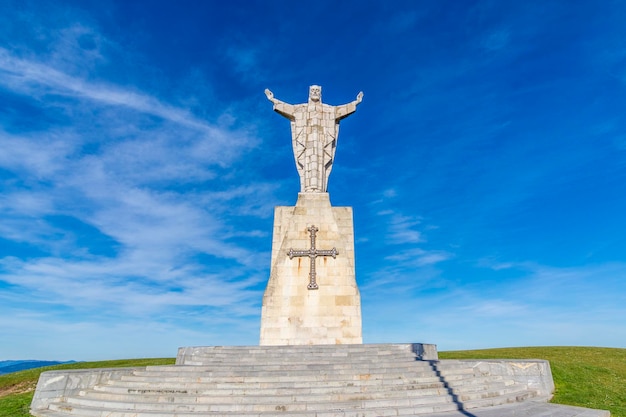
(265, 85, 363, 193)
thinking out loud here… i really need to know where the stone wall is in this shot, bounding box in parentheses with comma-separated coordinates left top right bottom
(30, 367, 141, 411)
(260, 193, 362, 345)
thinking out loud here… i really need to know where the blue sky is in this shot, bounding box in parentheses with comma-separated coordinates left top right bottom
(1, 0, 625, 361)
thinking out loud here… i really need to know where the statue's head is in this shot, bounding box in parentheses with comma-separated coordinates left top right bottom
(309, 85, 321, 102)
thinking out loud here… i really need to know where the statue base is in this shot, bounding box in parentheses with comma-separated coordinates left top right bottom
(260, 193, 362, 345)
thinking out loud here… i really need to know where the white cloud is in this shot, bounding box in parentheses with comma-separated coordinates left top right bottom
(360, 257, 626, 349)
(377, 211, 423, 244)
(385, 247, 451, 267)
(461, 299, 527, 317)
(0, 24, 277, 362)
(0, 46, 250, 146)
(0, 130, 75, 178)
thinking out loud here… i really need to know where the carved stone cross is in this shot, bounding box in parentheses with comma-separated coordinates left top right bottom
(287, 225, 338, 290)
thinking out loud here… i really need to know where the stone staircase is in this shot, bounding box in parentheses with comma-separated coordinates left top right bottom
(30, 344, 553, 417)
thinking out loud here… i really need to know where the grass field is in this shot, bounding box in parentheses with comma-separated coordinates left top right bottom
(1, 347, 624, 417)
(440, 346, 626, 417)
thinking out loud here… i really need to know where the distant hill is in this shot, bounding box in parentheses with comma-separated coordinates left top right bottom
(0, 360, 76, 375)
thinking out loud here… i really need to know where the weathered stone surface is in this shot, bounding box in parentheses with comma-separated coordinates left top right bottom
(265, 85, 362, 193)
(30, 367, 141, 411)
(260, 193, 362, 345)
(30, 344, 610, 417)
(456, 359, 555, 397)
(432, 402, 610, 417)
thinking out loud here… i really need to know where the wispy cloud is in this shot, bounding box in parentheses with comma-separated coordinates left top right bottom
(385, 247, 451, 267)
(362, 260, 626, 349)
(377, 210, 423, 244)
(0, 20, 274, 359)
(459, 299, 527, 317)
(0, 47, 229, 135)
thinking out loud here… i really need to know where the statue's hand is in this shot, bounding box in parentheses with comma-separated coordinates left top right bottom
(356, 91, 364, 104)
(265, 89, 274, 101)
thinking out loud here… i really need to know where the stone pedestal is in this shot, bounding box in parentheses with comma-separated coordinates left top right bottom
(260, 193, 362, 345)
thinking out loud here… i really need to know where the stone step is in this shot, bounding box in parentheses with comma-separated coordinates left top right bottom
(50, 396, 458, 417)
(432, 361, 483, 370)
(179, 354, 420, 365)
(66, 390, 458, 410)
(40, 388, 541, 417)
(184, 348, 414, 355)
(46, 401, 463, 416)
(458, 386, 536, 402)
(79, 384, 528, 406)
(177, 351, 415, 360)
(31, 400, 612, 417)
(461, 390, 537, 409)
(103, 370, 510, 390)
(127, 368, 440, 380)
(180, 356, 418, 366)
(175, 344, 425, 365)
(92, 380, 447, 395)
(83, 385, 450, 401)
(91, 381, 513, 400)
(133, 362, 468, 377)
(112, 373, 446, 386)
(141, 362, 439, 374)
(31, 344, 554, 417)
(102, 379, 445, 392)
(183, 348, 415, 353)
(182, 348, 415, 355)
(183, 354, 416, 358)
(451, 380, 517, 393)
(47, 392, 540, 417)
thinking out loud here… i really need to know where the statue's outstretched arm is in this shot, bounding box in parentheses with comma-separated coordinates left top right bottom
(265, 88, 295, 119)
(264, 89, 278, 103)
(336, 91, 364, 120)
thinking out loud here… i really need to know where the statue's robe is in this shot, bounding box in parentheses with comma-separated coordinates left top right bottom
(273, 99, 358, 193)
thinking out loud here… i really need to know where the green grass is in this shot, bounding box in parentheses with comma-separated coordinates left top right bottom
(1, 347, 624, 417)
(440, 346, 626, 417)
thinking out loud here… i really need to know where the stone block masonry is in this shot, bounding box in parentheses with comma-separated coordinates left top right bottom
(33, 344, 607, 417)
(260, 192, 362, 345)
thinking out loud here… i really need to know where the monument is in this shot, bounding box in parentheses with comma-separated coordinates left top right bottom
(29, 85, 609, 417)
(260, 86, 364, 345)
